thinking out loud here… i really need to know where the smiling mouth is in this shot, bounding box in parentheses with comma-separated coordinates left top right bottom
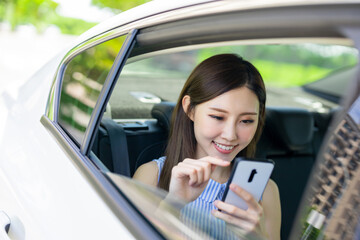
(213, 141, 237, 151)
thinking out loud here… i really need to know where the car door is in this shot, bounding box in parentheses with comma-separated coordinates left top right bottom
(0, 30, 142, 239)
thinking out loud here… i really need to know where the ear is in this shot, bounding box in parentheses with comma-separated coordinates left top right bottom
(182, 95, 194, 121)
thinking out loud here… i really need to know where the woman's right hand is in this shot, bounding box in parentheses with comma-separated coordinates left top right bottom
(168, 156, 230, 202)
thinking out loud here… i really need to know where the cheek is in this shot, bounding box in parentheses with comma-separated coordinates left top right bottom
(240, 124, 258, 143)
(194, 118, 220, 139)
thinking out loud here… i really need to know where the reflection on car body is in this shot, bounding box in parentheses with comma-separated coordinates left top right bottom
(1, 0, 360, 239)
(107, 173, 260, 239)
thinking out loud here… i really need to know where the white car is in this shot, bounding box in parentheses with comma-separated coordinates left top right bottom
(1, 0, 360, 239)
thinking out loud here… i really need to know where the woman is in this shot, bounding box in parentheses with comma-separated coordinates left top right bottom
(133, 54, 281, 239)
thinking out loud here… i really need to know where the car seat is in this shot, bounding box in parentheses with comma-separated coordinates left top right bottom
(256, 107, 317, 240)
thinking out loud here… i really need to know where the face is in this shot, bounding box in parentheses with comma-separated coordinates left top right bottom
(185, 87, 259, 162)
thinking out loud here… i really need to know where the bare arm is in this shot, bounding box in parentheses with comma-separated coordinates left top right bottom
(262, 179, 282, 240)
(133, 161, 159, 187)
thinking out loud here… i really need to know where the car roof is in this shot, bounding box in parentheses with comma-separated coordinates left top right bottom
(76, 0, 216, 44)
(74, 0, 360, 47)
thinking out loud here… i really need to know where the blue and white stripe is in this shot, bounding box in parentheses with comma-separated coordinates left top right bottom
(153, 157, 240, 239)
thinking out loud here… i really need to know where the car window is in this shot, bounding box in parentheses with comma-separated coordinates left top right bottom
(109, 43, 357, 120)
(58, 35, 127, 145)
(93, 41, 358, 239)
(303, 65, 359, 102)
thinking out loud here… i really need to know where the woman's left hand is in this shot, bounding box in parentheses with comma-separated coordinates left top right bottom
(211, 183, 267, 237)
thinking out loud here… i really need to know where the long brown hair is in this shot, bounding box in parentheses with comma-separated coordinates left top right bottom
(159, 54, 266, 190)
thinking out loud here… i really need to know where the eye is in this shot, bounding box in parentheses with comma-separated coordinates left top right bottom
(209, 115, 223, 120)
(241, 119, 254, 124)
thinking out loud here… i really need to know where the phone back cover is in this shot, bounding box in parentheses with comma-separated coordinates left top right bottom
(223, 160, 274, 210)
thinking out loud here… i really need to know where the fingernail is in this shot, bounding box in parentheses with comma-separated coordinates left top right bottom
(230, 183, 237, 190)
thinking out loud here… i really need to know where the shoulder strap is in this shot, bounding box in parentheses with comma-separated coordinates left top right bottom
(100, 118, 130, 176)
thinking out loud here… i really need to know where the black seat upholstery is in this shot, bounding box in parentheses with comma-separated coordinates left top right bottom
(132, 102, 175, 172)
(256, 107, 317, 240)
(92, 118, 131, 176)
(150, 102, 175, 132)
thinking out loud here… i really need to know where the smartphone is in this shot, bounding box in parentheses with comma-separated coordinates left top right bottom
(221, 157, 274, 210)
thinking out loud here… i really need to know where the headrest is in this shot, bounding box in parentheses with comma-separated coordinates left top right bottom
(151, 102, 176, 132)
(265, 107, 314, 151)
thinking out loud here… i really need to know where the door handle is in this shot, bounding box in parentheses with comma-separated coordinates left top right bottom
(0, 211, 11, 240)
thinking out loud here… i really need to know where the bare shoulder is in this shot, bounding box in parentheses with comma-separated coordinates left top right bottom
(133, 161, 159, 187)
(263, 179, 280, 206)
(265, 179, 280, 197)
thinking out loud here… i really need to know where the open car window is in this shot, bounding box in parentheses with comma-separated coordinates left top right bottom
(89, 38, 358, 239)
(109, 43, 357, 120)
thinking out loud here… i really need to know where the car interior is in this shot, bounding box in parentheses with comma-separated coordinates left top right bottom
(86, 40, 358, 239)
(92, 101, 337, 239)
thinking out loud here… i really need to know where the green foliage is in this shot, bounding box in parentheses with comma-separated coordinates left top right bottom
(196, 44, 358, 87)
(0, 0, 96, 34)
(0, 0, 150, 34)
(1, 0, 58, 32)
(0, 2, 6, 22)
(59, 35, 126, 135)
(252, 59, 333, 87)
(91, 0, 151, 13)
(49, 16, 97, 35)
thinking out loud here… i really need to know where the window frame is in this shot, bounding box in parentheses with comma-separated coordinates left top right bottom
(54, 31, 133, 148)
(41, 28, 165, 239)
(81, 29, 138, 156)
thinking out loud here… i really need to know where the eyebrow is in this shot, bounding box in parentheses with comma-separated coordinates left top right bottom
(209, 107, 258, 116)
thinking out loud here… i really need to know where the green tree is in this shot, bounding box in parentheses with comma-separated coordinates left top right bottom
(91, 0, 151, 13)
(0, 0, 58, 32)
(0, 0, 97, 34)
(0, 0, 151, 34)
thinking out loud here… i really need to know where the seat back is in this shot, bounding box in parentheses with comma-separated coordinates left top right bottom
(256, 107, 317, 240)
(134, 102, 175, 171)
(150, 101, 175, 132)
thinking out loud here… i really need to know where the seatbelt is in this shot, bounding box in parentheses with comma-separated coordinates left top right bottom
(100, 118, 131, 177)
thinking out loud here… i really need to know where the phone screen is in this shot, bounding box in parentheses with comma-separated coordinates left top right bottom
(221, 157, 274, 210)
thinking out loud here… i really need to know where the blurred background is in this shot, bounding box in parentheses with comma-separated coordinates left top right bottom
(0, 0, 150, 91)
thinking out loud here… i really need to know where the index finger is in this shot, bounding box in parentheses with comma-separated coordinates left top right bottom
(198, 156, 230, 167)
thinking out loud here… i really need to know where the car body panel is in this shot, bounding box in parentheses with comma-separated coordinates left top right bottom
(1, 0, 360, 239)
(73, 0, 360, 50)
(0, 55, 134, 239)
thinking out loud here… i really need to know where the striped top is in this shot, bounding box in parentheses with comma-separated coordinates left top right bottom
(154, 157, 239, 239)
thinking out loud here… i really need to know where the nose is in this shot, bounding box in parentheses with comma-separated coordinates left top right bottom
(221, 120, 237, 142)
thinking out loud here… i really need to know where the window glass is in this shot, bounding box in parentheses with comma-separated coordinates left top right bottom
(58, 35, 127, 144)
(109, 43, 358, 120)
(106, 172, 258, 239)
(110, 53, 191, 119)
